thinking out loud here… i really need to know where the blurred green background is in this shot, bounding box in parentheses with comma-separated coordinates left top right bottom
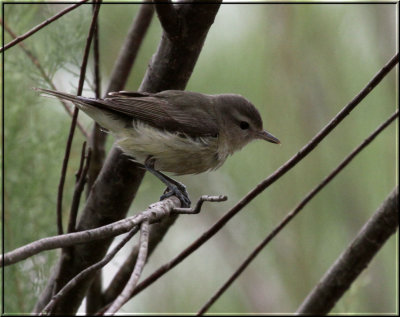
(3, 2, 397, 314)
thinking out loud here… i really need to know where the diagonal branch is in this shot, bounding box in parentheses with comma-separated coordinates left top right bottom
(1, 196, 180, 267)
(120, 53, 399, 301)
(39, 226, 140, 315)
(154, 0, 180, 39)
(296, 186, 398, 315)
(1, 0, 89, 52)
(102, 195, 227, 304)
(197, 110, 399, 315)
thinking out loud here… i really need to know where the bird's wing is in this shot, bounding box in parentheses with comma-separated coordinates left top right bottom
(36, 88, 219, 137)
(97, 92, 219, 137)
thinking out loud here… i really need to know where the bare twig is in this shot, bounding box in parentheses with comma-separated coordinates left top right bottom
(86, 1, 103, 312)
(105, 220, 150, 315)
(197, 110, 399, 315)
(92, 1, 102, 100)
(1, 19, 88, 137)
(75, 142, 87, 181)
(56, 2, 101, 235)
(154, 0, 180, 39)
(40, 226, 140, 316)
(118, 53, 399, 301)
(1, 196, 180, 267)
(106, 1, 155, 94)
(102, 213, 178, 304)
(101, 195, 227, 305)
(67, 146, 92, 234)
(173, 195, 227, 214)
(296, 186, 399, 315)
(1, 0, 89, 52)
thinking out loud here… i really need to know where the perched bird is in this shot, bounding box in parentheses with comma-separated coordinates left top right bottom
(36, 88, 280, 207)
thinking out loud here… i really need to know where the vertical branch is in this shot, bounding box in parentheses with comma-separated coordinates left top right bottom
(105, 220, 150, 315)
(67, 145, 91, 234)
(86, 2, 104, 313)
(56, 2, 101, 235)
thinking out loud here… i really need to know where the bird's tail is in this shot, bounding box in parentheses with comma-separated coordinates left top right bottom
(34, 87, 128, 134)
(33, 88, 90, 107)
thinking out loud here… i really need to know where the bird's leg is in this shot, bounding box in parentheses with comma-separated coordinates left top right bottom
(144, 156, 191, 208)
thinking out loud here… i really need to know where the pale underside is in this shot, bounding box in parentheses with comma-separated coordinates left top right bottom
(116, 121, 227, 175)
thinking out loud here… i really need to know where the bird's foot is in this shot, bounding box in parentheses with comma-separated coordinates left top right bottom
(161, 182, 191, 208)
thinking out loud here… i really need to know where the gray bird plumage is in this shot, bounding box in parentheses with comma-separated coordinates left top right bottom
(36, 88, 280, 175)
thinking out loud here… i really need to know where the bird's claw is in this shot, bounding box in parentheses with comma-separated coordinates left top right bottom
(161, 184, 191, 208)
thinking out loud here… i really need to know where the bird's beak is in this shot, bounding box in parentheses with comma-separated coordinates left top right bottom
(257, 130, 280, 144)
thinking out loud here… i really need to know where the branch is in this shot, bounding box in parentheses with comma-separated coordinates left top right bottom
(154, 0, 180, 39)
(173, 195, 228, 214)
(296, 186, 399, 315)
(1, 196, 180, 267)
(0, 0, 89, 52)
(106, 1, 155, 94)
(105, 220, 150, 315)
(67, 144, 91, 234)
(40, 226, 140, 315)
(102, 213, 179, 304)
(56, 2, 101, 235)
(110, 53, 399, 301)
(101, 196, 227, 304)
(197, 110, 399, 315)
(86, 1, 103, 312)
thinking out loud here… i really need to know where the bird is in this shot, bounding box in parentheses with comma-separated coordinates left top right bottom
(36, 88, 280, 207)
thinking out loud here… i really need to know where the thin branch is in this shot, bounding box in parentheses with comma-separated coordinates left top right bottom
(173, 195, 228, 214)
(1, 19, 88, 137)
(56, 2, 101, 235)
(154, 0, 180, 39)
(1, 196, 180, 267)
(101, 196, 227, 305)
(67, 146, 92, 234)
(197, 110, 399, 315)
(86, 1, 103, 312)
(92, 1, 102, 100)
(106, 1, 155, 93)
(40, 226, 140, 316)
(75, 142, 87, 181)
(296, 186, 399, 315)
(1, 0, 89, 53)
(102, 213, 178, 304)
(105, 220, 150, 315)
(119, 53, 399, 301)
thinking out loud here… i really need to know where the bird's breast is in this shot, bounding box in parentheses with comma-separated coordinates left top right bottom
(115, 122, 223, 175)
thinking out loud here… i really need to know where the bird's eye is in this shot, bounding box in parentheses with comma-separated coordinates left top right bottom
(240, 121, 250, 130)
